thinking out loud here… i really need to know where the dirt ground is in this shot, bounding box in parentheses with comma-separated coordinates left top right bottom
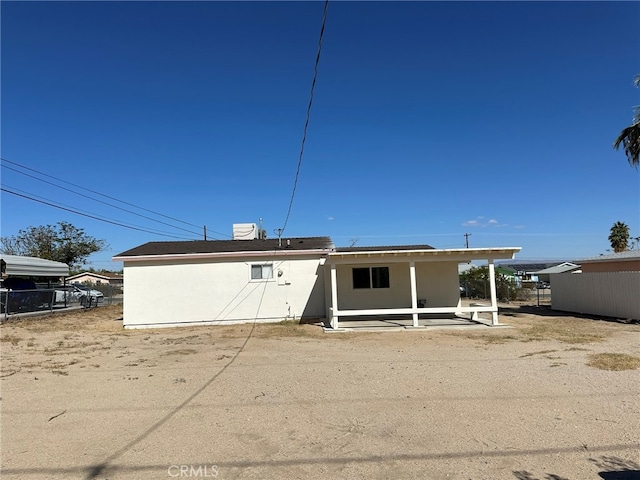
(1, 304, 639, 480)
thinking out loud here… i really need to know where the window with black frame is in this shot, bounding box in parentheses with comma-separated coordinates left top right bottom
(352, 266, 390, 289)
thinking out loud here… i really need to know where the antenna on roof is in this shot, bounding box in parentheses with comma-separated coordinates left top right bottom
(258, 218, 267, 240)
(274, 228, 283, 248)
(204, 225, 207, 241)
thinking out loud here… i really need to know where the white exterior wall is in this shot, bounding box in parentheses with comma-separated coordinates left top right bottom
(331, 261, 462, 311)
(122, 255, 326, 328)
(551, 272, 640, 320)
(415, 262, 462, 308)
(334, 263, 411, 310)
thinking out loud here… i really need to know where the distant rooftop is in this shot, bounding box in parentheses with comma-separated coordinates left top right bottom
(496, 260, 575, 272)
(579, 250, 640, 263)
(534, 262, 581, 274)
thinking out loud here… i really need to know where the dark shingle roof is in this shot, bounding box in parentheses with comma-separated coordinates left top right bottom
(115, 237, 335, 258)
(335, 244, 434, 253)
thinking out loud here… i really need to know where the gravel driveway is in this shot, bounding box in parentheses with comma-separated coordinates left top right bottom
(1, 304, 638, 480)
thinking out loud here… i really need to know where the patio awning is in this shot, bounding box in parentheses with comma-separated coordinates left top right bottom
(0, 254, 69, 278)
(328, 247, 521, 263)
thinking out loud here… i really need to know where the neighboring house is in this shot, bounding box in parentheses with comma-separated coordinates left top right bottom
(578, 251, 640, 273)
(495, 265, 518, 282)
(550, 251, 640, 320)
(113, 227, 521, 329)
(67, 271, 124, 287)
(534, 262, 581, 284)
(497, 260, 578, 287)
(459, 264, 518, 279)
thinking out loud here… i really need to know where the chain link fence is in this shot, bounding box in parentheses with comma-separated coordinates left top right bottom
(460, 272, 551, 306)
(1, 284, 117, 320)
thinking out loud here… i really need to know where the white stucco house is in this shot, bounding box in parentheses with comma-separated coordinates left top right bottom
(113, 229, 521, 330)
(66, 271, 124, 287)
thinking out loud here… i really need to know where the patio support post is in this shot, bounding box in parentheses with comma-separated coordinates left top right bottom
(488, 260, 499, 325)
(409, 261, 419, 327)
(330, 263, 339, 329)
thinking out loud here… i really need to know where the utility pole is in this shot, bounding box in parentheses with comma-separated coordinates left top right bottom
(464, 233, 471, 248)
(204, 225, 207, 241)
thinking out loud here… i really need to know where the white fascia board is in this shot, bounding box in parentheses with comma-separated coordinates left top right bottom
(112, 248, 332, 263)
(327, 247, 521, 264)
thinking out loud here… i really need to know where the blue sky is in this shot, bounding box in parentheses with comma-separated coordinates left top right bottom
(2, 1, 639, 270)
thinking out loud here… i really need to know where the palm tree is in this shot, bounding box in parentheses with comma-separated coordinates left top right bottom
(608, 221, 630, 253)
(613, 76, 640, 168)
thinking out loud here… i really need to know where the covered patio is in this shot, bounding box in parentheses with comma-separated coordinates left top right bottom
(324, 246, 521, 330)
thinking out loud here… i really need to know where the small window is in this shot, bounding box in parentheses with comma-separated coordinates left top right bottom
(251, 264, 273, 280)
(352, 268, 371, 289)
(371, 266, 390, 288)
(352, 266, 390, 289)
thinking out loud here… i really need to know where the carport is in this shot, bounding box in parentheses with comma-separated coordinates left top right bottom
(1, 255, 70, 316)
(325, 246, 521, 330)
(1, 254, 69, 281)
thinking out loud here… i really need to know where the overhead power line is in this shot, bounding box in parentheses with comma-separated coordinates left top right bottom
(2, 163, 204, 237)
(1, 157, 201, 229)
(1, 156, 231, 239)
(1, 187, 197, 240)
(3, 184, 201, 239)
(280, 0, 329, 236)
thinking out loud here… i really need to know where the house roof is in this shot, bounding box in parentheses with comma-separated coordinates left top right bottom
(579, 250, 640, 263)
(114, 238, 521, 264)
(0, 254, 69, 278)
(114, 237, 335, 260)
(534, 262, 581, 274)
(67, 271, 123, 281)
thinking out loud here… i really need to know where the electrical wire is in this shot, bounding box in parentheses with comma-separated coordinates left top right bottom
(1, 187, 197, 240)
(2, 163, 204, 237)
(2, 0, 330, 241)
(1, 157, 201, 229)
(1, 157, 231, 239)
(280, 0, 329, 235)
(3, 184, 202, 240)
